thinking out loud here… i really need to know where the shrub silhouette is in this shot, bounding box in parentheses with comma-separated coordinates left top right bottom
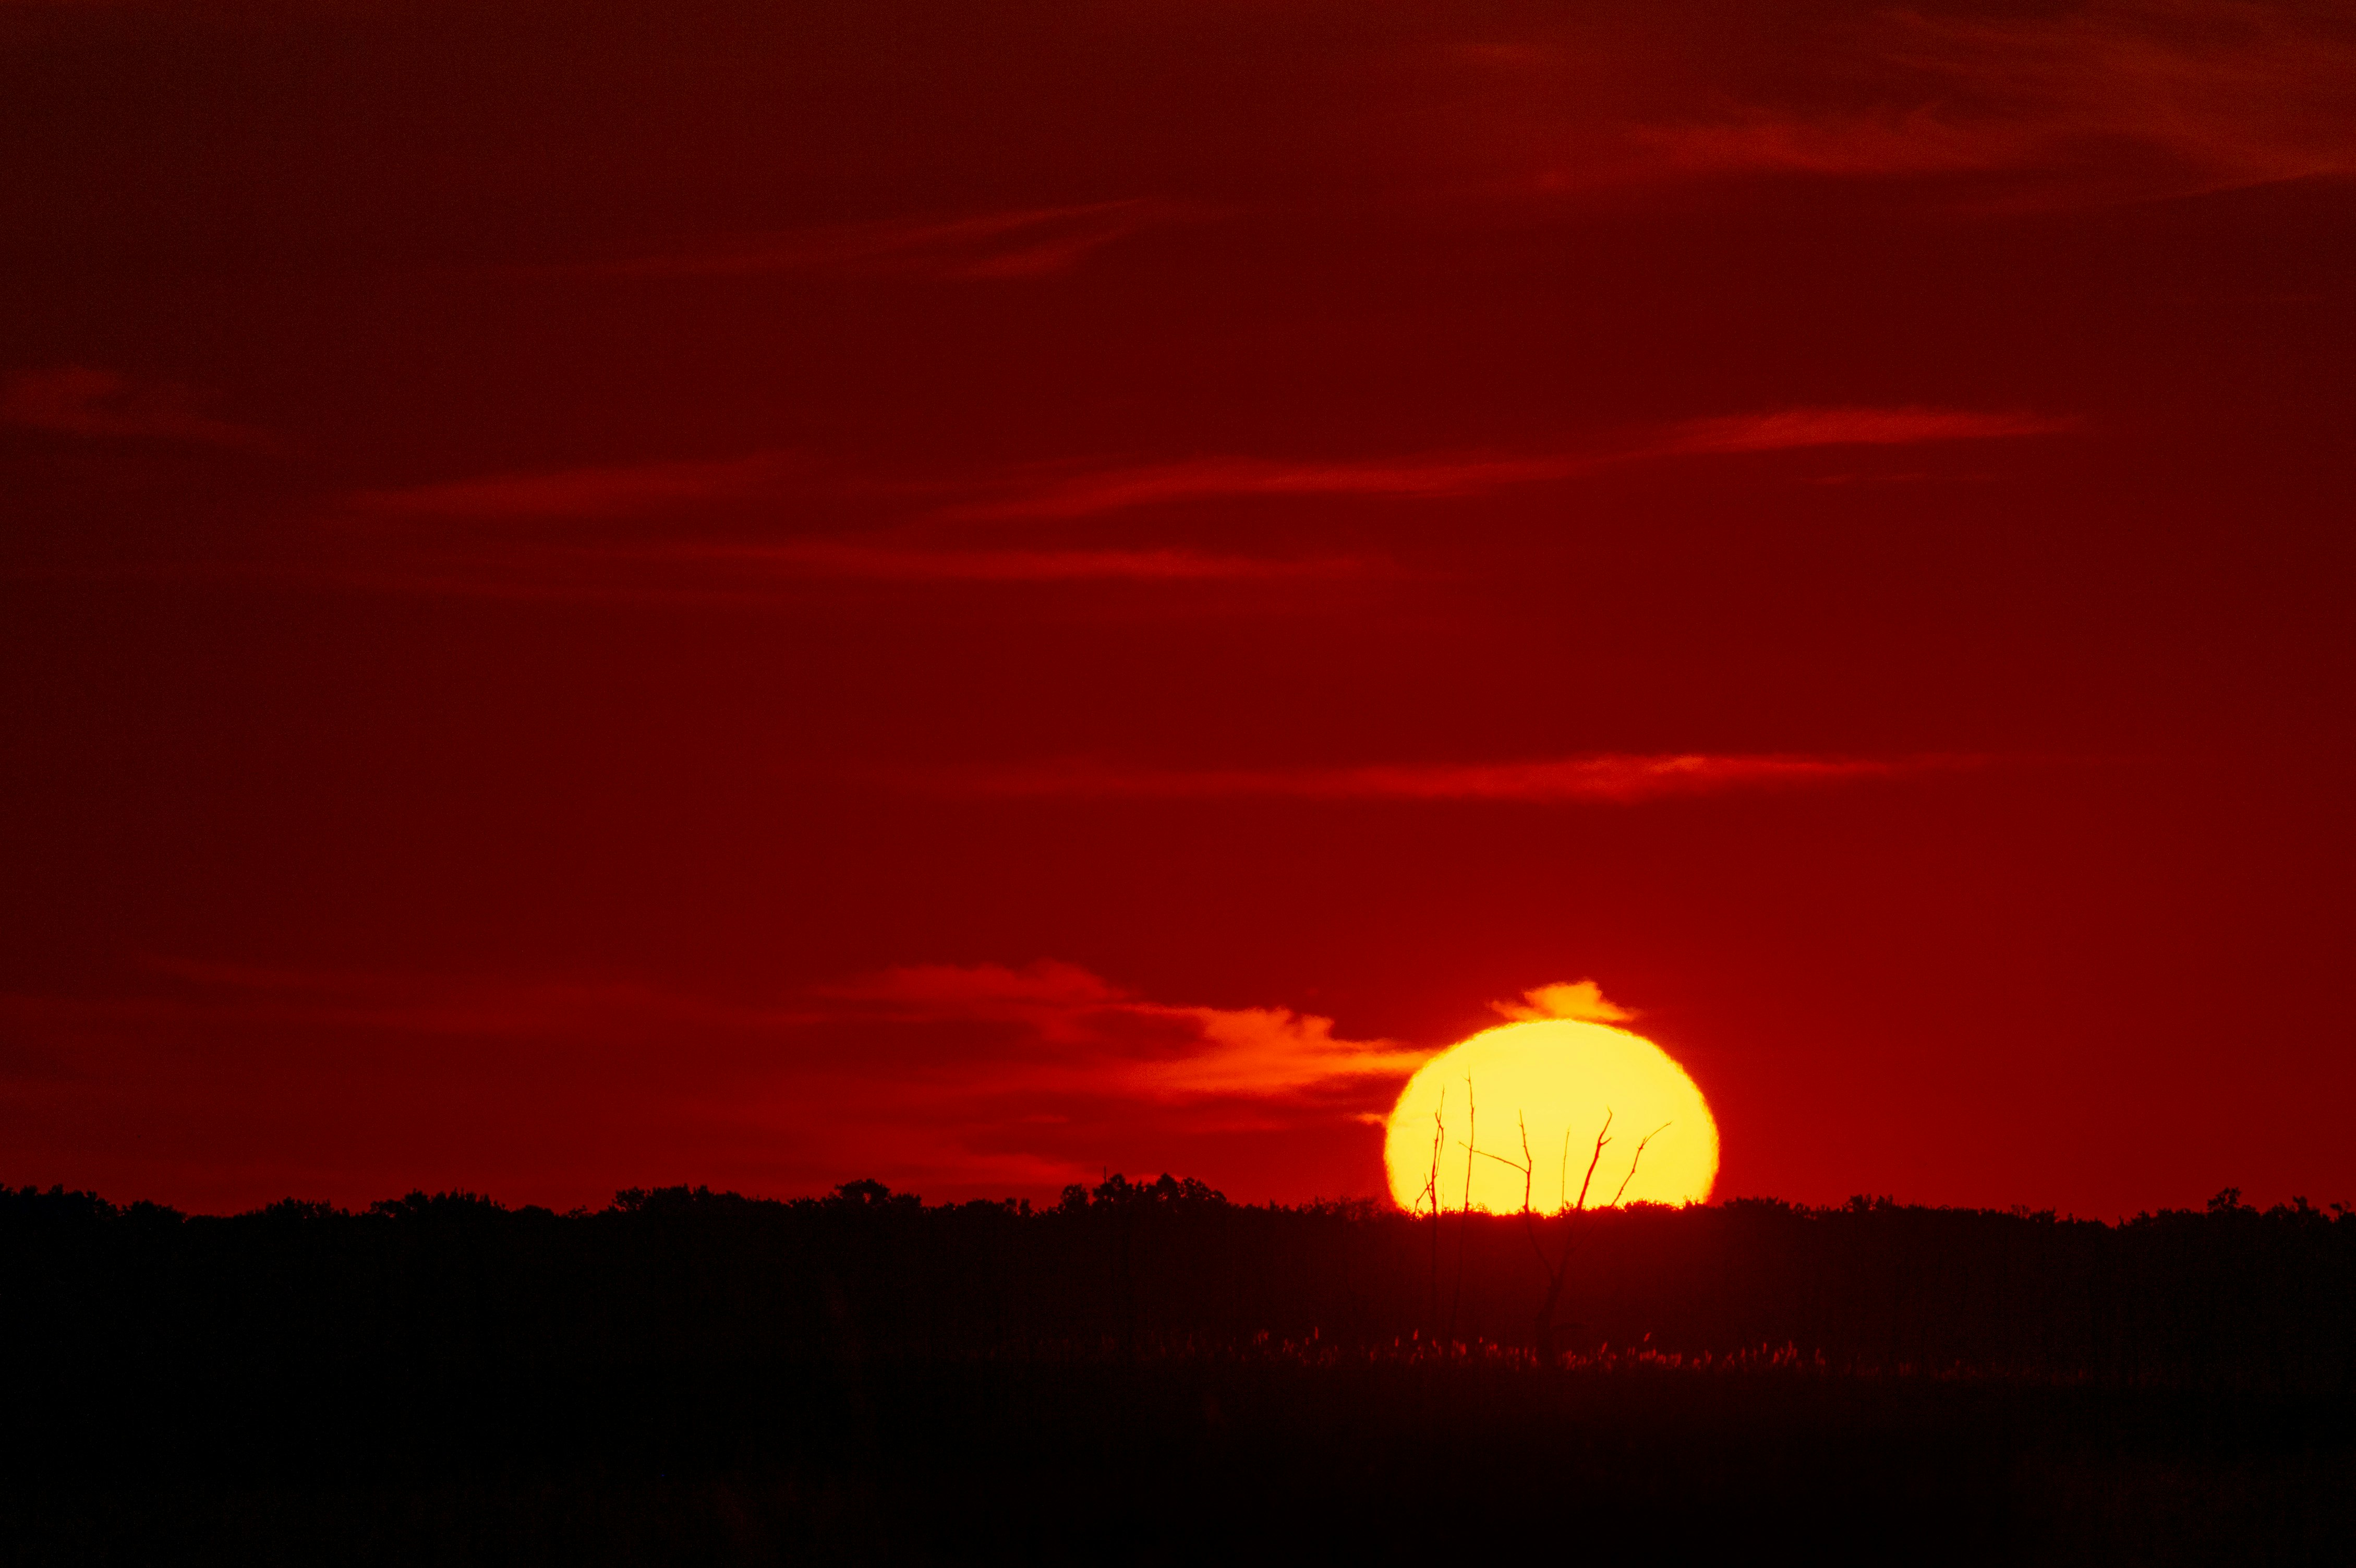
(3, 1178, 2352, 1564)
(5, 1177, 2351, 1387)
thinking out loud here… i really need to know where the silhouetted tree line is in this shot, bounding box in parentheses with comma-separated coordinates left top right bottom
(4, 1176, 2351, 1394)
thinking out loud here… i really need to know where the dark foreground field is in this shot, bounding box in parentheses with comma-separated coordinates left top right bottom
(5, 1179, 2352, 1565)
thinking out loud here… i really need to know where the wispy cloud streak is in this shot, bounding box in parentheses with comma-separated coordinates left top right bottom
(348, 453, 802, 520)
(315, 405, 2066, 602)
(916, 753, 1971, 804)
(280, 542, 1365, 602)
(943, 406, 2076, 520)
(813, 961, 1427, 1102)
(1656, 407, 2078, 455)
(936, 454, 1589, 521)
(0, 957, 1428, 1203)
(634, 540, 1364, 583)
(1621, 1, 2356, 200)
(339, 406, 2073, 533)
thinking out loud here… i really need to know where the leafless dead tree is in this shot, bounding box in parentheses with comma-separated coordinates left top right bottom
(1469, 1113, 1538, 1224)
(1523, 1113, 1670, 1364)
(1423, 1087, 1445, 1332)
(1442, 1076, 1670, 1356)
(1460, 1099, 1668, 1358)
(1447, 1076, 1475, 1338)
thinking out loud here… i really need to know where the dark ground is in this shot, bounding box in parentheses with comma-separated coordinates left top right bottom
(5, 1180, 2351, 1565)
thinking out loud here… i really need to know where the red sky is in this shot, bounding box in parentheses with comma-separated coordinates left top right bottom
(4, 0, 2354, 1216)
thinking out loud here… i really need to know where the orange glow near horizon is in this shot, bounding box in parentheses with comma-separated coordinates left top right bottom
(1383, 1019, 1719, 1213)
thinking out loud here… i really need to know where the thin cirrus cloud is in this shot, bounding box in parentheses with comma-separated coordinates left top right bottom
(1891, 0, 2356, 192)
(1547, 0, 2356, 201)
(625, 540, 1364, 584)
(340, 405, 2074, 527)
(335, 455, 1363, 585)
(0, 958, 1431, 1205)
(317, 404, 2065, 599)
(5, 957, 1419, 1106)
(913, 753, 1970, 805)
(812, 961, 1428, 1103)
(1654, 406, 2077, 455)
(939, 406, 2079, 521)
(933, 453, 1591, 522)
(335, 456, 1362, 591)
(1627, 113, 2029, 182)
(287, 542, 1364, 602)
(346, 453, 804, 521)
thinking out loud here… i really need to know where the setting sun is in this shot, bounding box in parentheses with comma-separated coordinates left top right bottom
(1383, 1017, 1718, 1212)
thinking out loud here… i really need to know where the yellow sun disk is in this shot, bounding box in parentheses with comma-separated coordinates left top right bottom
(1382, 1019, 1718, 1212)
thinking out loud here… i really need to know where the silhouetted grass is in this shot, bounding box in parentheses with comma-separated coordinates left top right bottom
(3, 1177, 2350, 1564)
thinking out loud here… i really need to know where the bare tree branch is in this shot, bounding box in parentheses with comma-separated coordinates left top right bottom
(1461, 1076, 1477, 1219)
(1421, 1088, 1445, 1218)
(1608, 1123, 1672, 1209)
(1532, 1108, 1619, 1365)
(1514, 1114, 1551, 1271)
(1425, 1088, 1444, 1333)
(1572, 1109, 1614, 1213)
(1447, 1076, 1475, 1338)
